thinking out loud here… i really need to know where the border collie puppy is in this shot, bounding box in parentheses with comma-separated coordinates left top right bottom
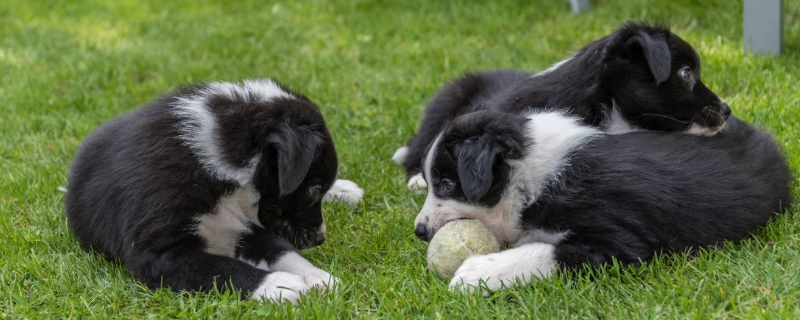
(394, 22, 731, 188)
(65, 79, 363, 303)
(413, 110, 792, 293)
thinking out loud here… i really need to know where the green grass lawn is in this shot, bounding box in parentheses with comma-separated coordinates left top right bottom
(2, 0, 799, 318)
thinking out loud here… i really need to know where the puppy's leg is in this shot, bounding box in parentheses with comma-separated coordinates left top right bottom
(270, 251, 339, 290)
(237, 227, 339, 290)
(138, 249, 310, 303)
(450, 243, 557, 294)
(322, 179, 364, 205)
(406, 172, 427, 190)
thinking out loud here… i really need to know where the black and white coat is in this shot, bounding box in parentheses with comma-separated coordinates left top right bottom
(65, 79, 363, 303)
(394, 22, 731, 188)
(413, 110, 792, 293)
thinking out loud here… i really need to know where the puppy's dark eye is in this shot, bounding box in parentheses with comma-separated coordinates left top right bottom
(679, 68, 691, 80)
(441, 179, 456, 192)
(310, 185, 322, 197)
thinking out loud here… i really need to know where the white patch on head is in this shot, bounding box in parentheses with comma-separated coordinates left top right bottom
(415, 112, 600, 245)
(252, 271, 309, 304)
(533, 56, 574, 77)
(323, 179, 364, 205)
(196, 183, 261, 257)
(685, 122, 724, 137)
(449, 243, 557, 294)
(407, 173, 427, 190)
(171, 78, 294, 185)
(601, 101, 639, 135)
(392, 146, 409, 165)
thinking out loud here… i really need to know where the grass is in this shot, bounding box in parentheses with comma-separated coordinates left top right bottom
(2, 0, 799, 318)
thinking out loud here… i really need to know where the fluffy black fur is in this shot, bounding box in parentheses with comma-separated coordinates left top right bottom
(420, 110, 792, 271)
(65, 80, 338, 299)
(397, 22, 731, 181)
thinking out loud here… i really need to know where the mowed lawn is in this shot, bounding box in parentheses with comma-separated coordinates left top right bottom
(2, 0, 799, 318)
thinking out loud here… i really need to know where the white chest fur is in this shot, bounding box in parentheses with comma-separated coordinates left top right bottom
(195, 183, 262, 257)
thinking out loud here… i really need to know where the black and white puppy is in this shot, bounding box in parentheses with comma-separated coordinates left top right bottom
(65, 79, 363, 303)
(413, 110, 792, 293)
(394, 22, 731, 188)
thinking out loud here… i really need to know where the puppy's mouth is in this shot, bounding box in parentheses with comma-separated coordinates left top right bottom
(687, 105, 730, 137)
(273, 220, 326, 249)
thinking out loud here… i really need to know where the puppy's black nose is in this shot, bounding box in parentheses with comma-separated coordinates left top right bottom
(720, 102, 731, 119)
(414, 224, 428, 241)
(314, 233, 326, 246)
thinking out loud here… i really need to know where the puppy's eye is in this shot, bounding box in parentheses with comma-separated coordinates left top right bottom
(441, 179, 456, 192)
(679, 68, 691, 80)
(310, 185, 322, 197)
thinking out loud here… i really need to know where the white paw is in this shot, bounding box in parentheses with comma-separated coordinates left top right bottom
(270, 251, 339, 290)
(406, 173, 427, 190)
(323, 179, 364, 205)
(252, 271, 310, 304)
(449, 243, 557, 294)
(392, 146, 409, 165)
(300, 267, 339, 290)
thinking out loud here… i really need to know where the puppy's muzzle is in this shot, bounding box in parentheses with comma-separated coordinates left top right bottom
(276, 223, 326, 249)
(691, 100, 730, 136)
(294, 227, 326, 249)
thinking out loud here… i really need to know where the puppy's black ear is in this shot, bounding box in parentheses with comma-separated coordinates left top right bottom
(452, 130, 524, 203)
(266, 124, 323, 196)
(625, 31, 671, 84)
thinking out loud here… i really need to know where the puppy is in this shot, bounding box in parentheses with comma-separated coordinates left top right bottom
(65, 79, 363, 303)
(394, 22, 731, 188)
(413, 110, 792, 293)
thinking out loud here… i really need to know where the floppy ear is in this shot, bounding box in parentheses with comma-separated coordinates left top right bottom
(266, 124, 323, 196)
(452, 134, 523, 203)
(625, 31, 671, 84)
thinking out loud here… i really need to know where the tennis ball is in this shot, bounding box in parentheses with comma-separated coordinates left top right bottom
(426, 219, 500, 278)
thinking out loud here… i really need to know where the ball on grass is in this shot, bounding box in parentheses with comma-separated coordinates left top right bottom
(426, 219, 500, 278)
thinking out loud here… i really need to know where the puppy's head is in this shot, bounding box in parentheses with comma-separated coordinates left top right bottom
(413, 110, 528, 244)
(253, 97, 338, 250)
(601, 22, 730, 136)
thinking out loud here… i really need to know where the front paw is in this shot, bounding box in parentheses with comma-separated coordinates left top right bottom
(270, 251, 339, 290)
(406, 173, 427, 190)
(449, 243, 557, 294)
(252, 271, 310, 304)
(448, 254, 503, 294)
(323, 179, 364, 205)
(301, 267, 339, 290)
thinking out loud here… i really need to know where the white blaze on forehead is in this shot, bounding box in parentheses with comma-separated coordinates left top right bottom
(414, 134, 443, 228)
(171, 79, 294, 185)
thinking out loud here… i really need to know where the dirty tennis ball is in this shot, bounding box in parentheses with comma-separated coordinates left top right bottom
(426, 219, 500, 279)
